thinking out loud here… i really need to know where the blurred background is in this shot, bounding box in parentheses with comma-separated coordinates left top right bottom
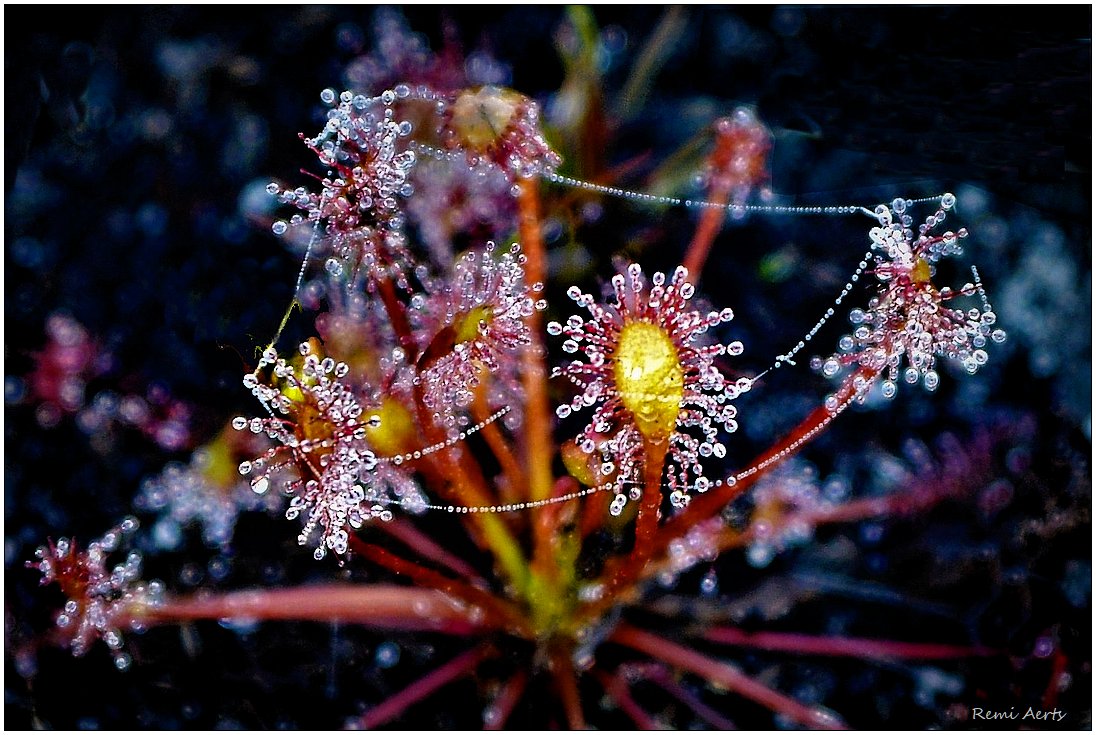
(5, 6, 1090, 729)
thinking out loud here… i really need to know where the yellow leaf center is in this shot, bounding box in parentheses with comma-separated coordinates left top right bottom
(453, 305, 494, 345)
(613, 321, 684, 441)
(449, 86, 525, 150)
(364, 398, 417, 458)
(911, 257, 933, 285)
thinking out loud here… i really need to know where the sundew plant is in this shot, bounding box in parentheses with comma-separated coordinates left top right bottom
(7, 7, 1091, 730)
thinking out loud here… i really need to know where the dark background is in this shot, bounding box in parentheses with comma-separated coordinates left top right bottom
(5, 5, 1090, 729)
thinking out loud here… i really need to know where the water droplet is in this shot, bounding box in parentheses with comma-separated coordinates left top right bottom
(700, 569, 719, 596)
(374, 641, 400, 668)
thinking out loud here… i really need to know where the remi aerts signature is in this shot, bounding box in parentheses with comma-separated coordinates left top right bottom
(971, 706, 1068, 723)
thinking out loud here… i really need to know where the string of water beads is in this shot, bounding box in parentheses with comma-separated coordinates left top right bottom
(746, 249, 874, 389)
(411, 138, 954, 223)
(745, 193, 962, 389)
(417, 483, 607, 515)
(376, 406, 514, 467)
(367, 373, 874, 518)
(252, 188, 333, 372)
(542, 170, 885, 218)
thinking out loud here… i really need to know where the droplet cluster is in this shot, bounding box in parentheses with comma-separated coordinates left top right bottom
(703, 106, 773, 208)
(414, 242, 544, 431)
(268, 87, 419, 285)
(24, 313, 107, 429)
(548, 264, 745, 512)
(440, 85, 562, 180)
(746, 459, 826, 568)
(28, 518, 163, 670)
(813, 196, 1006, 395)
(234, 343, 423, 558)
(135, 440, 284, 550)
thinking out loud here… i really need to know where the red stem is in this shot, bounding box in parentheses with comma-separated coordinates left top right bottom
(515, 177, 558, 577)
(375, 274, 418, 360)
(580, 367, 876, 623)
(484, 670, 528, 730)
(682, 179, 730, 283)
(703, 627, 1000, 660)
(549, 644, 587, 730)
(350, 536, 531, 638)
(596, 669, 660, 729)
(611, 624, 847, 730)
(374, 518, 486, 584)
(644, 664, 738, 730)
(143, 584, 489, 635)
(665, 366, 875, 536)
(619, 662, 738, 730)
(473, 387, 526, 507)
(354, 644, 494, 729)
(630, 439, 667, 568)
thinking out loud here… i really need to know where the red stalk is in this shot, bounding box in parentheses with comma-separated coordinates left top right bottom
(350, 537, 531, 638)
(375, 518, 486, 584)
(515, 177, 558, 576)
(681, 179, 731, 284)
(643, 663, 738, 730)
(630, 439, 668, 568)
(354, 644, 494, 729)
(375, 274, 418, 360)
(611, 624, 847, 730)
(484, 670, 528, 730)
(472, 388, 526, 507)
(596, 669, 660, 729)
(549, 644, 587, 730)
(143, 584, 489, 635)
(581, 367, 876, 623)
(703, 627, 1000, 660)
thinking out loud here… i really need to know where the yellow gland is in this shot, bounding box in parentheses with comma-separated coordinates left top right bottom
(364, 398, 418, 458)
(911, 257, 933, 285)
(449, 86, 525, 150)
(613, 321, 685, 441)
(201, 431, 240, 488)
(453, 305, 494, 345)
(562, 438, 599, 487)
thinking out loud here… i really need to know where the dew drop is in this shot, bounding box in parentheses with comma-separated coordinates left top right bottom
(700, 569, 719, 596)
(374, 641, 401, 669)
(923, 370, 940, 391)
